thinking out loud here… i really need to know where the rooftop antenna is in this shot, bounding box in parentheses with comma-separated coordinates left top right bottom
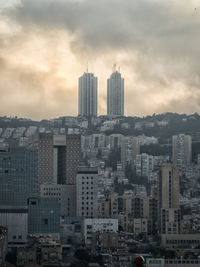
(113, 64, 117, 72)
(86, 62, 88, 73)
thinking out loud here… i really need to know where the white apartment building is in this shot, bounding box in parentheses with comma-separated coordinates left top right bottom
(76, 167, 98, 218)
(172, 134, 192, 169)
(136, 153, 154, 178)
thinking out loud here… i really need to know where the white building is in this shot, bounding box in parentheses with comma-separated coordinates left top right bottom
(121, 136, 140, 169)
(172, 134, 192, 169)
(76, 167, 98, 218)
(0, 206, 28, 247)
(78, 72, 98, 117)
(107, 69, 124, 116)
(83, 218, 118, 246)
(137, 135, 158, 146)
(136, 153, 154, 178)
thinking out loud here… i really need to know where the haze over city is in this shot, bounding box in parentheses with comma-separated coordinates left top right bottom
(0, 0, 200, 119)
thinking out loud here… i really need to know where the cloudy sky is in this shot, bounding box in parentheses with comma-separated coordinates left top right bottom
(0, 0, 200, 120)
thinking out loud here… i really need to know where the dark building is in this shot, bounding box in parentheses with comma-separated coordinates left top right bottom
(28, 198, 60, 236)
(0, 146, 38, 206)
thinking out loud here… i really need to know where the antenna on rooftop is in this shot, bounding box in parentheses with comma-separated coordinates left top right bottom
(113, 64, 117, 72)
(86, 62, 89, 73)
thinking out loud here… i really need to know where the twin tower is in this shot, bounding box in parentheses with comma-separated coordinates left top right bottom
(78, 67, 124, 117)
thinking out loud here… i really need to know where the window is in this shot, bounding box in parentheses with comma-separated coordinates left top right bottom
(42, 218, 48, 225)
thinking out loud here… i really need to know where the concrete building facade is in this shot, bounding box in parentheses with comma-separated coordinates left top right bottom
(40, 184, 76, 217)
(76, 167, 98, 218)
(172, 134, 192, 169)
(37, 133, 81, 186)
(158, 163, 181, 234)
(83, 218, 118, 246)
(0, 206, 28, 247)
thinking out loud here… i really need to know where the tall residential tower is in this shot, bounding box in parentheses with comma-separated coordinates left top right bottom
(78, 72, 98, 117)
(172, 134, 192, 169)
(158, 163, 181, 234)
(107, 68, 124, 116)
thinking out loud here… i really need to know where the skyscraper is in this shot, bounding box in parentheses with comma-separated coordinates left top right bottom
(0, 146, 38, 206)
(78, 72, 98, 117)
(172, 134, 192, 169)
(37, 133, 81, 187)
(107, 68, 124, 116)
(158, 163, 181, 234)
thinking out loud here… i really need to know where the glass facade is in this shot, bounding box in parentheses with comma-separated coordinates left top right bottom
(28, 198, 60, 235)
(0, 147, 38, 206)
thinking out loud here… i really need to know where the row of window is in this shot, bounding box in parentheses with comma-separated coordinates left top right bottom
(82, 201, 94, 205)
(82, 194, 93, 199)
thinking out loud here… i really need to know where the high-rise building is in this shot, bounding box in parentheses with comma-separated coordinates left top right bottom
(121, 137, 140, 169)
(37, 133, 54, 185)
(0, 146, 38, 206)
(107, 69, 124, 116)
(76, 167, 98, 218)
(65, 134, 81, 184)
(37, 133, 81, 186)
(78, 72, 98, 117)
(158, 163, 181, 234)
(172, 134, 192, 169)
(136, 153, 154, 178)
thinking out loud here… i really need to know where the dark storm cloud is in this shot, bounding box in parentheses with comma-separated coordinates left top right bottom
(1, 0, 200, 118)
(8, 0, 200, 81)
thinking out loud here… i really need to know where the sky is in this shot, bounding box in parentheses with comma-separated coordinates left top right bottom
(0, 0, 200, 120)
